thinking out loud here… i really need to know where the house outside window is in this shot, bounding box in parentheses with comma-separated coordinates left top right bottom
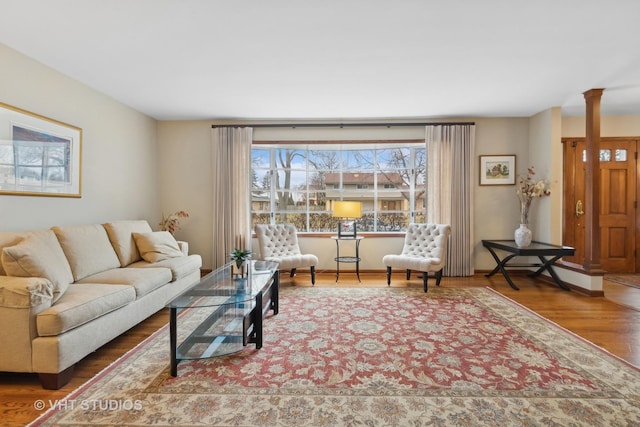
(251, 141, 425, 233)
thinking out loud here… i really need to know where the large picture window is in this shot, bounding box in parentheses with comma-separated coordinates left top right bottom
(251, 141, 426, 232)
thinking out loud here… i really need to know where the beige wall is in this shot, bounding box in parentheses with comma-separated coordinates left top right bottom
(158, 118, 533, 271)
(563, 115, 640, 137)
(6, 39, 640, 276)
(161, 113, 639, 274)
(0, 43, 159, 231)
(473, 117, 530, 270)
(528, 107, 562, 245)
(156, 121, 213, 265)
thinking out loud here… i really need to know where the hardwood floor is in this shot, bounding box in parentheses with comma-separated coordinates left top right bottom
(2, 271, 640, 426)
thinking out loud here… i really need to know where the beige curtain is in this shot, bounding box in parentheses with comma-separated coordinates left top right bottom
(211, 127, 253, 269)
(426, 124, 475, 276)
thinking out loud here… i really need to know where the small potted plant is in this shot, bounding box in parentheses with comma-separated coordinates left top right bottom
(229, 248, 252, 277)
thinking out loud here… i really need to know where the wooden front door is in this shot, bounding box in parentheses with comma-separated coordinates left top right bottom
(562, 138, 638, 273)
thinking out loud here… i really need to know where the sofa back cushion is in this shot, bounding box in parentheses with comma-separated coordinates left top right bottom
(52, 224, 120, 281)
(0, 231, 25, 276)
(103, 220, 153, 267)
(1, 230, 73, 302)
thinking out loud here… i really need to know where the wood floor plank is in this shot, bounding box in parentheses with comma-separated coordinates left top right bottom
(1, 272, 638, 426)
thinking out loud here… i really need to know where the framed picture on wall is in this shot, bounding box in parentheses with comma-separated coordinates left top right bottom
(479, 155, 516, 185)
(338, 220, 356, 238)
(0, 102, 82, 197)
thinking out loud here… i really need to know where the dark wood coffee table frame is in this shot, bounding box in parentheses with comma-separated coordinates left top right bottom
(482, 240, 575, 291)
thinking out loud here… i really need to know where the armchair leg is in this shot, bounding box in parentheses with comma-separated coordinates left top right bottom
(386, 266, 391, 286)
(311, 266, 316, 286)
(406, 269, 411, 280)
(435, 269, 443, 287)
(290, 268, 297, 278)
(423, 273, 428, 293)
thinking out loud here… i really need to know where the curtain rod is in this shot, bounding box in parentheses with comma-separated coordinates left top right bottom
(211, 121, 474, 129)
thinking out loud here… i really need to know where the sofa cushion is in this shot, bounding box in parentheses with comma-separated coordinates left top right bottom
(1, 230, 74, 302)
(76, 267, 172, 298)
(52, 224, 121, 282)
(36, 283, 136, 336)
(133, 231, 185, 263)
(103, 220, 153, 267)
(0, 275, 53, 308)
(130, 254, 203, 281)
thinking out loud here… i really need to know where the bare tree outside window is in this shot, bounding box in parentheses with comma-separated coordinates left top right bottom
(251, 142, 425, 232)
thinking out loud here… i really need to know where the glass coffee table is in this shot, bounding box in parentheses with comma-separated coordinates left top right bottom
(167, 260, 279, 376)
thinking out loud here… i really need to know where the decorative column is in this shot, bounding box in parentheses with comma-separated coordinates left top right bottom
(582, 89, 604, 273)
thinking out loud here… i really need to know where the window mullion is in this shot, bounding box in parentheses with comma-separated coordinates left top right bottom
(373, 149, 378, 232)
(270, 149, 276, 224)
(409, 148, 416, 222)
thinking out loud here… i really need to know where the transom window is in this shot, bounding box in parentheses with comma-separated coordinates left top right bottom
(582, 148, 628, 162)
(251, 141, 426, 232)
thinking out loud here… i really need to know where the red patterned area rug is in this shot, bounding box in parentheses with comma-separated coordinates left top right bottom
(31, 286, 640, 426)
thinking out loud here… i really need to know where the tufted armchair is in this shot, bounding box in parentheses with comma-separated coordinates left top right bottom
(255, 224, 318, 285)
(382, 223, 451, 292)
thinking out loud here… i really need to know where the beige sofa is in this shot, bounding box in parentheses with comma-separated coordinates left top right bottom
(0, 220, 202, 389)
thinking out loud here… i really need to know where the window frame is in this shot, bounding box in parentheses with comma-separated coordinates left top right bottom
(251, 140, 426, 234)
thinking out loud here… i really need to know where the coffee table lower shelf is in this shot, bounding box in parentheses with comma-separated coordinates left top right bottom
(168, 263, 279, 377)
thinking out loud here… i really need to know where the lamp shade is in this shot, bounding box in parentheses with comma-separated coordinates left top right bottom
(332, 201, 362, 218)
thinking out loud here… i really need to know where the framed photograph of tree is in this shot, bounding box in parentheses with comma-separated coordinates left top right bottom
(479, 155, 516, 185)
(0, 102, 82, 197)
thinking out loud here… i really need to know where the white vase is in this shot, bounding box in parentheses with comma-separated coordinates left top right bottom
(514, 224, 532, 247)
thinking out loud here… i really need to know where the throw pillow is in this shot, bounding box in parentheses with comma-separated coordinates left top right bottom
(1, 230, 74, 302)
(132, 231, 185, 263)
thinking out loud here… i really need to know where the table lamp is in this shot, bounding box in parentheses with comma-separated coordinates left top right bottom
(333, 201, 362, 237)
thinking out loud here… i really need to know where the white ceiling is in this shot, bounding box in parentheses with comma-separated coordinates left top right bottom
(1, 0, 640, 121)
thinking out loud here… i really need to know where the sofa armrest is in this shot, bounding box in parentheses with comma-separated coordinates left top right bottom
(177, 241, 189, 256)
(0, 276, 53, 373)
(0, 276, 53, 308)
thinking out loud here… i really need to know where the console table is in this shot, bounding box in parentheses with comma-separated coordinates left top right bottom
(482, 240, 575, 291)
(332, 236, 363, 282)
(167, 260, 279, 376)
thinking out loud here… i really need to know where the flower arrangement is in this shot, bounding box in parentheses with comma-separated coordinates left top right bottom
(229, 248, 252, 269)
(516, 167, 550, 225)
(159, 210, 189, 235)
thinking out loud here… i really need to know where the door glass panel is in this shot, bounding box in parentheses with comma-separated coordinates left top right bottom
(581, 149, 627, 162)
(599, 149, 611, 162)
